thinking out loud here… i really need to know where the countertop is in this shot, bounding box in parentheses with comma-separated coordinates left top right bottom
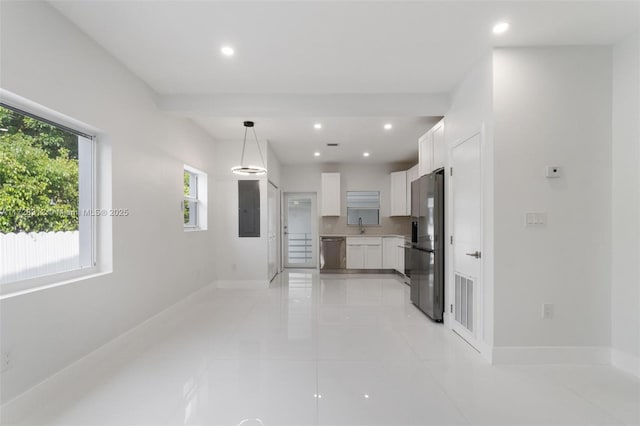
(320, 234, 409, 239)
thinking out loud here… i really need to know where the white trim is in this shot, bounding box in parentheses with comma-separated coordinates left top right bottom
(0, 89, 101, 136)
(611, 348, 640, 378)
(447, 128, 485, 355)
(213, 279, 269, 289)
(0, 270, 108, 300)
(491, 346, 610, 365)
(477, 340, 494, 363)
(183, 164, 208, 231)
(0, 91, 102, 295)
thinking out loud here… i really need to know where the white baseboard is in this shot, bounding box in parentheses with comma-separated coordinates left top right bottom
(611, 348, 640, 378)
(442, 312, 451, 328)
(214, 279, 269, 289)
(476, 340, 494, 363)
(491, 346, 611, 365)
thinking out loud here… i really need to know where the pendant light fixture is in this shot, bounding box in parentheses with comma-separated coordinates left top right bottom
(231, 121, 267, 176)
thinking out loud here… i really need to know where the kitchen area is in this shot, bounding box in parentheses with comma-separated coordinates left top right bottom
(316, 119, 446, 322)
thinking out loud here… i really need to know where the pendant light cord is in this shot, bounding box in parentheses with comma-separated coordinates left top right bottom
(253, 127, 266, 169)
(240, 126, 248, 167)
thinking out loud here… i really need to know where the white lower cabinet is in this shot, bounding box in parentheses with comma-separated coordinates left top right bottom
(353, 236, 405, 272)
(364, 245, 382, 269)
(346, 244, 365, 269)
(382, 237, 396, 269)
(395, 237, 405, 274)
(347, 237, 382, 269)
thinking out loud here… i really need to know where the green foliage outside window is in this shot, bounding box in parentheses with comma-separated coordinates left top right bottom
(0, 106, 79, 233)
(183, 171, 190, 224)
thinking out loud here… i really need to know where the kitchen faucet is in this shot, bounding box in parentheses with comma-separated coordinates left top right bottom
(358, 217, 365, 234)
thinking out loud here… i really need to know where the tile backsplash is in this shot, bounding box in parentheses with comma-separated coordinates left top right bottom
(320, 216, 412, 236)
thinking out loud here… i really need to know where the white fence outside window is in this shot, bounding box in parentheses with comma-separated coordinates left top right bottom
(0, 231, 80, 284)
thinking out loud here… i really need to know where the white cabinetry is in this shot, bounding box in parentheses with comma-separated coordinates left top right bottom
(406, 165, 418, 215)
(390, 166, 418, 218)
(321, 172, 340, 216)
(395, 237, 405, 274)
(364, 245, 382, 269)
(432, 121, 445, 171)
(418, 131, 433, 177)
(390, 171, 407, 216)
(347, 237, 382, 269)
(346, 244, 364, 269)
(383, 236, 407, 274)
(382, 237, 396, 269)
(418, 119, 445, 177)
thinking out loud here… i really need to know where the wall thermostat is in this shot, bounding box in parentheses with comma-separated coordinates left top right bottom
(545, 166, 561, 178)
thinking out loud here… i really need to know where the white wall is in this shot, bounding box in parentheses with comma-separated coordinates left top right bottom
(444, 54, 495, 353)
(267, 142, 282, 188)
(281, 162, 413, 236)
(211, 140, 270, 286)
(492, 47, 612, 354)
(611, 32, 640, 375)
(0, 1, 217, 403)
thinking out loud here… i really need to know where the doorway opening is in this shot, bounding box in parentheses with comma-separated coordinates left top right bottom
(283, 193, 318, 268)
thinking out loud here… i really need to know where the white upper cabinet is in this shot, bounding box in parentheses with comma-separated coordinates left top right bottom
(432, 121, 445, 171)
(406, 165, 418, 215)
(418, 131, 433, 177)
(418, 119, 445, 176)
(320, 172, 340, 216)
(389, 171, 407, 216)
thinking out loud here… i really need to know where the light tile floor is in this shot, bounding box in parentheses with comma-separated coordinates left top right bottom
(4, 271, 639, 425)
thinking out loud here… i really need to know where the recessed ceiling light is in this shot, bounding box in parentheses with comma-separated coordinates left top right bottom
(314, 123, 322, 129)
(492, 22, 510, 35)
(363, 152, 370, 157)
(221, 46, 235, 56)
(314, 152, 321, 157)
(384, 123, 392, 130)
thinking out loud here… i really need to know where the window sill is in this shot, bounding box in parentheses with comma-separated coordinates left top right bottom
(0, 268, 111, 300)
(184, 227, 207, 233)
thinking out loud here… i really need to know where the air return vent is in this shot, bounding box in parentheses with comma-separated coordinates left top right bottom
(455, 274, 474, 332)
(326, 143, 339, 147)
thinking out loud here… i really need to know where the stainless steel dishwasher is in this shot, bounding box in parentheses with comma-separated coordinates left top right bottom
(320, 237, 346, 271)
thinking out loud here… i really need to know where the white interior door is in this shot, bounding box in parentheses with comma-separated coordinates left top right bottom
(268, 181, 280, 281)
(451, 133, 483, 348)
(283, 193, 317, 268)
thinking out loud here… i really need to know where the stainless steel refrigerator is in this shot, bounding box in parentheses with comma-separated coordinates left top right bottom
(410, 169, 445, 321)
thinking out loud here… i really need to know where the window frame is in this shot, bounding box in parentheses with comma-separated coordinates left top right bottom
(183, 165, 207, 232)
(0, 92, 100, 298)
(346, 190, 381, 226)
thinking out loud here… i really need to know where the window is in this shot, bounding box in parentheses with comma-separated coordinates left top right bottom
(0, 103, 95, 285)
(183, 165, 207, 230)
(346, 191, 380, 226)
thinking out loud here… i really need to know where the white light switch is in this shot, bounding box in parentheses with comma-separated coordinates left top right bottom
(525, 212, 547, 226)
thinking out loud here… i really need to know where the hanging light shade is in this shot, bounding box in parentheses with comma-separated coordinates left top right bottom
(231, 121, 267, 176)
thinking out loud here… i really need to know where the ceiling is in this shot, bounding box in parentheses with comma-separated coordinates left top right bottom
(49, 1, 640, 164)
(50, 1, 639, 95)
(192, 116, 440, 164)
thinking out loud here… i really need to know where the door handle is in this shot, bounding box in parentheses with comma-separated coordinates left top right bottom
(465, 251, 481, 259)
